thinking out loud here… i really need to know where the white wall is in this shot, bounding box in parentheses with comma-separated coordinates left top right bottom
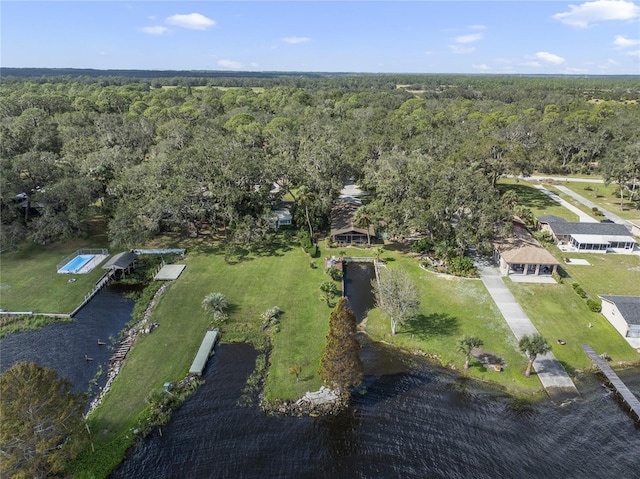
(600, 300, 630, 337)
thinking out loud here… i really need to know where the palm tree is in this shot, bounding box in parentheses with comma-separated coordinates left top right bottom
(353, 205, 374, 245)
(518, 333, 552, 377)
(457, 336, 484, 369)
(202, 292, 228, 314)
(297, 185, 316, 241)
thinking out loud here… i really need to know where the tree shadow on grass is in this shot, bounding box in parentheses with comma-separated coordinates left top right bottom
(402, 312, 460, 340)
(497, 183, 561, 212)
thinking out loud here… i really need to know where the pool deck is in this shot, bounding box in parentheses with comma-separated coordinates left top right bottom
(77, 254, 109, 274)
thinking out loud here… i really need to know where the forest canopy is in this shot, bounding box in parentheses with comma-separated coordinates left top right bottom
(1, 71, 639, 252)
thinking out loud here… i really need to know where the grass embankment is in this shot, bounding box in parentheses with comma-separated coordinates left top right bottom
(547, 182, 640, 221)
(364, 251, 543, 396)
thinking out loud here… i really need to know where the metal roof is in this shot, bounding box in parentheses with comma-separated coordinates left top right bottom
(102, 251, 137, 270)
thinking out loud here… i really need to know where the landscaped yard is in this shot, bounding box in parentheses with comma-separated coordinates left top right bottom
(365, 252, 544, 396)
(505, 279, 638, 373)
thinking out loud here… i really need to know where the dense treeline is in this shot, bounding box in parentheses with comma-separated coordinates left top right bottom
(1, 74, 639, 253)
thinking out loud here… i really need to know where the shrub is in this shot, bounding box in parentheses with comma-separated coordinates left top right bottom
(410, 238, 432, 254)
(326, 266, 343, 281)
(446, 255, 477, 277)
(586, 299, 602, 312)
(299, 230, 312, 250)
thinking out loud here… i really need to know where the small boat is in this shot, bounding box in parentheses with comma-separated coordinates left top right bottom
(97, 339, 106, 345)
(85, 355, 94, 361)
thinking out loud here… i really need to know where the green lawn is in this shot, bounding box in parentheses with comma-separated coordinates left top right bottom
(547, 182, 640, 221)
(504, 279, 638, 373)
(0, 238, 109, 314)
(365, 253, 544, 395)
(497, 179, 579, 221)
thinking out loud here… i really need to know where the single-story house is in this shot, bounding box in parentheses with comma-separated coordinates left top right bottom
(537, 215, 567, 233)
(546, 221, 636, 253)
(493, 227, 560, 277)
(598, 295, 640, 339)
(330, 201, 374, 245)
(269, 208, 292, 228)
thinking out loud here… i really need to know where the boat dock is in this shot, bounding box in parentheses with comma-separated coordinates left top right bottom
(189, 329, 220, 376)
(581, 344, 640, 421)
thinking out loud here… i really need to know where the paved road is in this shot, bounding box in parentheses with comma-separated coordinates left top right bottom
(533, 185, 598, 223)
(553, 185, 633, 229)
(477, 264, 580, 402)
(516, 175, 605, 184)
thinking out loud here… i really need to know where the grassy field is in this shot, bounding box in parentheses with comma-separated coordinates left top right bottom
(497, 179, 579, 221)
(365, 251, 544, 396)
(0, 238, 109, 314)
(547, 182, 640, 221)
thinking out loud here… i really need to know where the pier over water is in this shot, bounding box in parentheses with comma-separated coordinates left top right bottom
(582, 344, 640, 422)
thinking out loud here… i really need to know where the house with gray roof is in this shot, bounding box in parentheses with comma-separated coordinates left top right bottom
(598, 295, 640, 338)
(546, 221, 636, 253)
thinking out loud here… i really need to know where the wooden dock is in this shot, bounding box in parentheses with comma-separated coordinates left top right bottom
(189, 329, 220, 376)
(581, 344, 640, 421)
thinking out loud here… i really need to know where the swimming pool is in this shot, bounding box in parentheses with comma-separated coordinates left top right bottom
(58, 254, 95, 274)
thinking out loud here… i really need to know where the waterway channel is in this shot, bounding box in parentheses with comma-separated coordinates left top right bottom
(0, 287, 134, 398)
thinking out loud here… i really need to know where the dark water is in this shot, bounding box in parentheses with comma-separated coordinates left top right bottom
(0, 287, 134, 397)
(112, 259, 640, 479)
(343, 261, 376, 320)
(113, 340, 640, 479)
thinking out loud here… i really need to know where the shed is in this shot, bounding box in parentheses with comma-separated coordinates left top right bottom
(102, 251, 137, 278)
(598, 295, 640, 339)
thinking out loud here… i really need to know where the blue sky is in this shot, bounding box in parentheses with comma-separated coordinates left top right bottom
(2, 1, 639, 74)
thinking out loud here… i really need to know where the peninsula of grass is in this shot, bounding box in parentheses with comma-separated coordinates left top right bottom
(70, 234, 332, 477)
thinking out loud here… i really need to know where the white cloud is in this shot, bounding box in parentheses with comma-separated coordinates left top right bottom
(613, 35, 640, 48)
(449, 45, 476, 54)
(217, 59, 243, 69)
(166, 13, 216, 30)
(455, 33, 483, 44)
(552, 0, 640, 28)
(626, 49, 640, 57)
(141, 26, 168, 35)
(469, 24, 487, 31)
(535, 51, 566, 64)
(473, 64, 492, 71)
(281, 37, 311, 44)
